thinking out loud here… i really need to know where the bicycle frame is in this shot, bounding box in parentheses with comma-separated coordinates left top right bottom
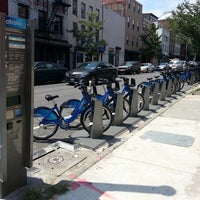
(37, 85, 93, 129)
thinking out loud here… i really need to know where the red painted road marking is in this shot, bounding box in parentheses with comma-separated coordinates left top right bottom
(69, 174, 117, 200)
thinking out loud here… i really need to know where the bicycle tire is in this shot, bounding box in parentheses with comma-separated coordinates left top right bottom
(33, 107, 59, 140)
(124, 92, 144, 113)
(107, 97, 130, 121)
(179, 79, 185, 90)
(80, 104, 112, 133)
(60, 99, 82, 128)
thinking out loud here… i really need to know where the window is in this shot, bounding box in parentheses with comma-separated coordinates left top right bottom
(128, 0, 130, 8)
(96, 9, 100, 22)
(137, 22, 139, 31)
(73, 22, 78, 36)
(18, 3, 29, 19)
(89, 6, 93, 13)
(38, 10, 47, 32)
(72, 0, 78, 16)
(81, 3, 86, 18)
(53, 15, 63, 34)
(138, 5, 140, 14)
(132, 19, 135, 29)
(133, 2, 136, 11)
(126, 36, 129, 45)
(127, 16, 130, 28)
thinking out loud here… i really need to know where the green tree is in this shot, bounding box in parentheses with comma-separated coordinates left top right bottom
(140, 23, 162, 63)
(168, 0, 200, 60)
(75, 12, 107, 61)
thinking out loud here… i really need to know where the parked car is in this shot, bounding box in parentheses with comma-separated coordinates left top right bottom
(65, 61, 118, 85)
(117, 61, 141, 74)
(155, 62, 169, 71)
(140, 63, 154, 73)
(169, 60, 189, 72)
(34, 61, 67, 85)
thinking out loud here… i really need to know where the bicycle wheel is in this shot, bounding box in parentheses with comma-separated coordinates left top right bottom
(107, 97, 130, 121)
(33, 107, 59, 140)
(60, 99, 83, 128)
(124, 92, 144, 113)
(179, 79, 185, 89)
(80, 105, 112, 133)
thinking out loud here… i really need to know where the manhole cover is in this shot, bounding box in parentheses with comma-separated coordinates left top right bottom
(34, 148, 86, 176)
(48, 156, 64, 164)
(140, 131, 194, 147)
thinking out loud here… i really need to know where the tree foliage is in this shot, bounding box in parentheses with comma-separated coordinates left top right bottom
(140, 23, 162, 62)
(75, 12, 107, 60)
(168, 0, 200, 59)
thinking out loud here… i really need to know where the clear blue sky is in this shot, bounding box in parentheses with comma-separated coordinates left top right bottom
(137, 0, 197, 19)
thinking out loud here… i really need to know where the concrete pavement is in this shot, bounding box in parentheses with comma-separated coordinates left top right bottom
(5, 84, 200, 200)
(56, 88, 200, 200)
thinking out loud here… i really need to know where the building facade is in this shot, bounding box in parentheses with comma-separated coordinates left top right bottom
(8, 0, 71, 68)
(102, 6, 125, 66)
(103, 0, 143, 61)
(67, 0, 103, 68)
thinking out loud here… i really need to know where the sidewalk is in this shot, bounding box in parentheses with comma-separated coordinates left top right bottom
(6, 85, 200, 200)
(55, 88, 200, 200)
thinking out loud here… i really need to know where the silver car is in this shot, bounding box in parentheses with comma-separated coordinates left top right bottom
(169, 60, 189, 72)
(140, 63, 154, 73)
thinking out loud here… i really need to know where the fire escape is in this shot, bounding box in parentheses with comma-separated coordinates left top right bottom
(47, 0, 70, 35)
(35, 0, 71, 38)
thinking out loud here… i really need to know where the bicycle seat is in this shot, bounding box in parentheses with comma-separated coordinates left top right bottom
(45, 94, 59, 101)
(147, 77, 153, 81)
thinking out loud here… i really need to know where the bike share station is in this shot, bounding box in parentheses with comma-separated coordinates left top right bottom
(0, 13, 34, 197)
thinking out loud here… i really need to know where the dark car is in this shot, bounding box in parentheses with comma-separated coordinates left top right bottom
(34, 61, 67, 85)
(65, 61, 118, 84)
(117, 61, 141, 74)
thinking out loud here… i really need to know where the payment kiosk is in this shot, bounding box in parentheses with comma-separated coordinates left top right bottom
(0, 13, 34, 197)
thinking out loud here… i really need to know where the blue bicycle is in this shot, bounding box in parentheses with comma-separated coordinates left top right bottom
(33, 82, 112, 140)
(90, 79, 131, 121)
(119, 77, 145, 113)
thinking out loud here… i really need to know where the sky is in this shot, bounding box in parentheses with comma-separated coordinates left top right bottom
(137, 0, 197, 19)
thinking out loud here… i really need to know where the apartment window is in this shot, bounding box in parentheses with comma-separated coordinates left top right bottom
(72, 0, 78, 16)
(127, 16, 130, 28)
(136, 38, 139, 47)
(38, 10, 47, 32)
(81, 24, 85, 31)
(137, 22, 139, 31)
(53, 15, 63, 34)
(18, 3, 29, 19)
(138, 5, 140, 14)
(132, 36, 134, 46)
(132, 19, 135, 29)
(96, 9, 100, 22)
(133, 2, 136, 11)
(73, 22, 78, 36)
(126, 36, 129, 45)
(89, 6, 93, 13)
(81, 2, 86, 18)
(128, 0, 130, 8)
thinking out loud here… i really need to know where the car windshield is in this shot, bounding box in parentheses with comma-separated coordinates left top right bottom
(120, 62, 132, 66)
(141, 63, 148, 66)
(160, 62, 167, 65)
(177, 61, 184, 64)
(77, 62, 97, 70)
